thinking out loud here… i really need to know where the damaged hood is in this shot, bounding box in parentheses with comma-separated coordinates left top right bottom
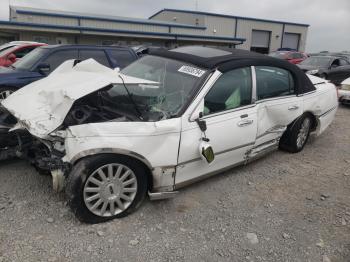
(1, 59, 157, 138)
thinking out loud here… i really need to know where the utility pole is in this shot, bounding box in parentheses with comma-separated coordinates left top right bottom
(195, 0, 198, 11)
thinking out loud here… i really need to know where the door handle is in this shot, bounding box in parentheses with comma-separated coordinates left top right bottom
(237, 119, 254, 127)
(288, 105, 299, 111)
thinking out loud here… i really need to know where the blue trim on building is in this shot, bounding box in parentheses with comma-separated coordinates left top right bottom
(0, 20, 246, 43)
(15, 9, 207, 30)
(150, 9, 310, 27)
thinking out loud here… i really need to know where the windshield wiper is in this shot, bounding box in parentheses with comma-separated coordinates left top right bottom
(118, 75, 144, 121)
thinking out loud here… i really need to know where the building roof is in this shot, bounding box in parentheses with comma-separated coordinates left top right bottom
(0, 20, 246, 44)
(149, 9, 310, 27)
(10, 6, 206, 30)
(3, 6, 246, 44)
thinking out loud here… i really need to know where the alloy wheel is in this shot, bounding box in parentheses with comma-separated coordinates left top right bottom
(83, 163, 138, 217)
(296, 118, 311, 149)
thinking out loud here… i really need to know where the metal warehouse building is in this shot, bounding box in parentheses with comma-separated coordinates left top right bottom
(0, 6, 309, 53)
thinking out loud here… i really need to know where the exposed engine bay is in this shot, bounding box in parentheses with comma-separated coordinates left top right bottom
(0, 82, 174, 173)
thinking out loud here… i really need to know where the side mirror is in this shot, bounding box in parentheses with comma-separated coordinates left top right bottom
(7, 53, 16, 62)
(199, 140, 215, 164)
(37, 63, 50, 74)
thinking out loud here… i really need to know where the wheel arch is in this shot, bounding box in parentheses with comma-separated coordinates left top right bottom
(288, 111, 318, 132)
(301, 111, 318, 131)
(70, 149, 154, 190)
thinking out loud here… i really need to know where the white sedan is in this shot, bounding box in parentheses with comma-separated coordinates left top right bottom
(1, 46, 338, 223)
(339, 77, 350, 105)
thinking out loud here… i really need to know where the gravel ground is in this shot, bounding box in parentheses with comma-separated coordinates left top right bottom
(0, 106, 349, 262)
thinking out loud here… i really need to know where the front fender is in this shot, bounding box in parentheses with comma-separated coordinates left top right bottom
(68, 147, 153, 171)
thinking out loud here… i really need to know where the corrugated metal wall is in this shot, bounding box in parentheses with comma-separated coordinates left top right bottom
(7, 7, 308, 51)
(80, 20, 169, 33)
(204, 15, 236, 37)
(15, 13, 78, 26)
(151, 10, 309, 52)
(151, 11, 205, 27)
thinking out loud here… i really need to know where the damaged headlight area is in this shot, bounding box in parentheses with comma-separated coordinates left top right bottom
(0, 108, 70, 175)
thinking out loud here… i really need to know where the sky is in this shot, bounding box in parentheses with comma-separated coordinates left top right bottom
(0, 0, 349, 52)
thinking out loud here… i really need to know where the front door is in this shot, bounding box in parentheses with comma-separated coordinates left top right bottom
(175, 67, 258, 186)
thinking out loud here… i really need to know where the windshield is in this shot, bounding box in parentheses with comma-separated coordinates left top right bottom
(12, 47, 49, 70)
(300, 57, 332, 67)
(269, 52, 288, 59)
(101, 55, 208, 120)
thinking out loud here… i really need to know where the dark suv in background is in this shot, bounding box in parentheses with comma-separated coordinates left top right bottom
(0, 45, 138, 99)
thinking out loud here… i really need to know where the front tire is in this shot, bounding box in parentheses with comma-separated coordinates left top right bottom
(66, 154, 148, 224)
(279, 115, 312, 153)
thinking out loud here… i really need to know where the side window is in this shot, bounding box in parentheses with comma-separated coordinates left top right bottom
(43, 49, 78, 72)
(331, 59, 339, 67)
(204, 67, 252, 115)
(339, 59, 349, 66)
(79, 50, 110, 67)
(256, 66, 295, 100)
(13, 47, 36, 58)
(108, 50, 136, 68)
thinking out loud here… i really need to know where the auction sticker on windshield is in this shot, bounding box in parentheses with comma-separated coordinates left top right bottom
(178, 65, 206, 78)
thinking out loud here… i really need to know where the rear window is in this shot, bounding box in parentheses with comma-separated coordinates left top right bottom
(13, 46, 36, 58)
(108, 49, 136, 68)
(79, 50, 110, 67)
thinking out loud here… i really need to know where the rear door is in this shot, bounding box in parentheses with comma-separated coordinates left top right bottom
(40, 49, 79, 74)
(253, 66, 303, 153)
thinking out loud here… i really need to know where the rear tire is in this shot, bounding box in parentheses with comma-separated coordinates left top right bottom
(279, 115, 312, 153)
(66, 154, 148, 224)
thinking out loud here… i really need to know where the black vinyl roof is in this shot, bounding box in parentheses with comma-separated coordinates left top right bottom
(149, 46, 266, 70)
(149, 46, 316, 95)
